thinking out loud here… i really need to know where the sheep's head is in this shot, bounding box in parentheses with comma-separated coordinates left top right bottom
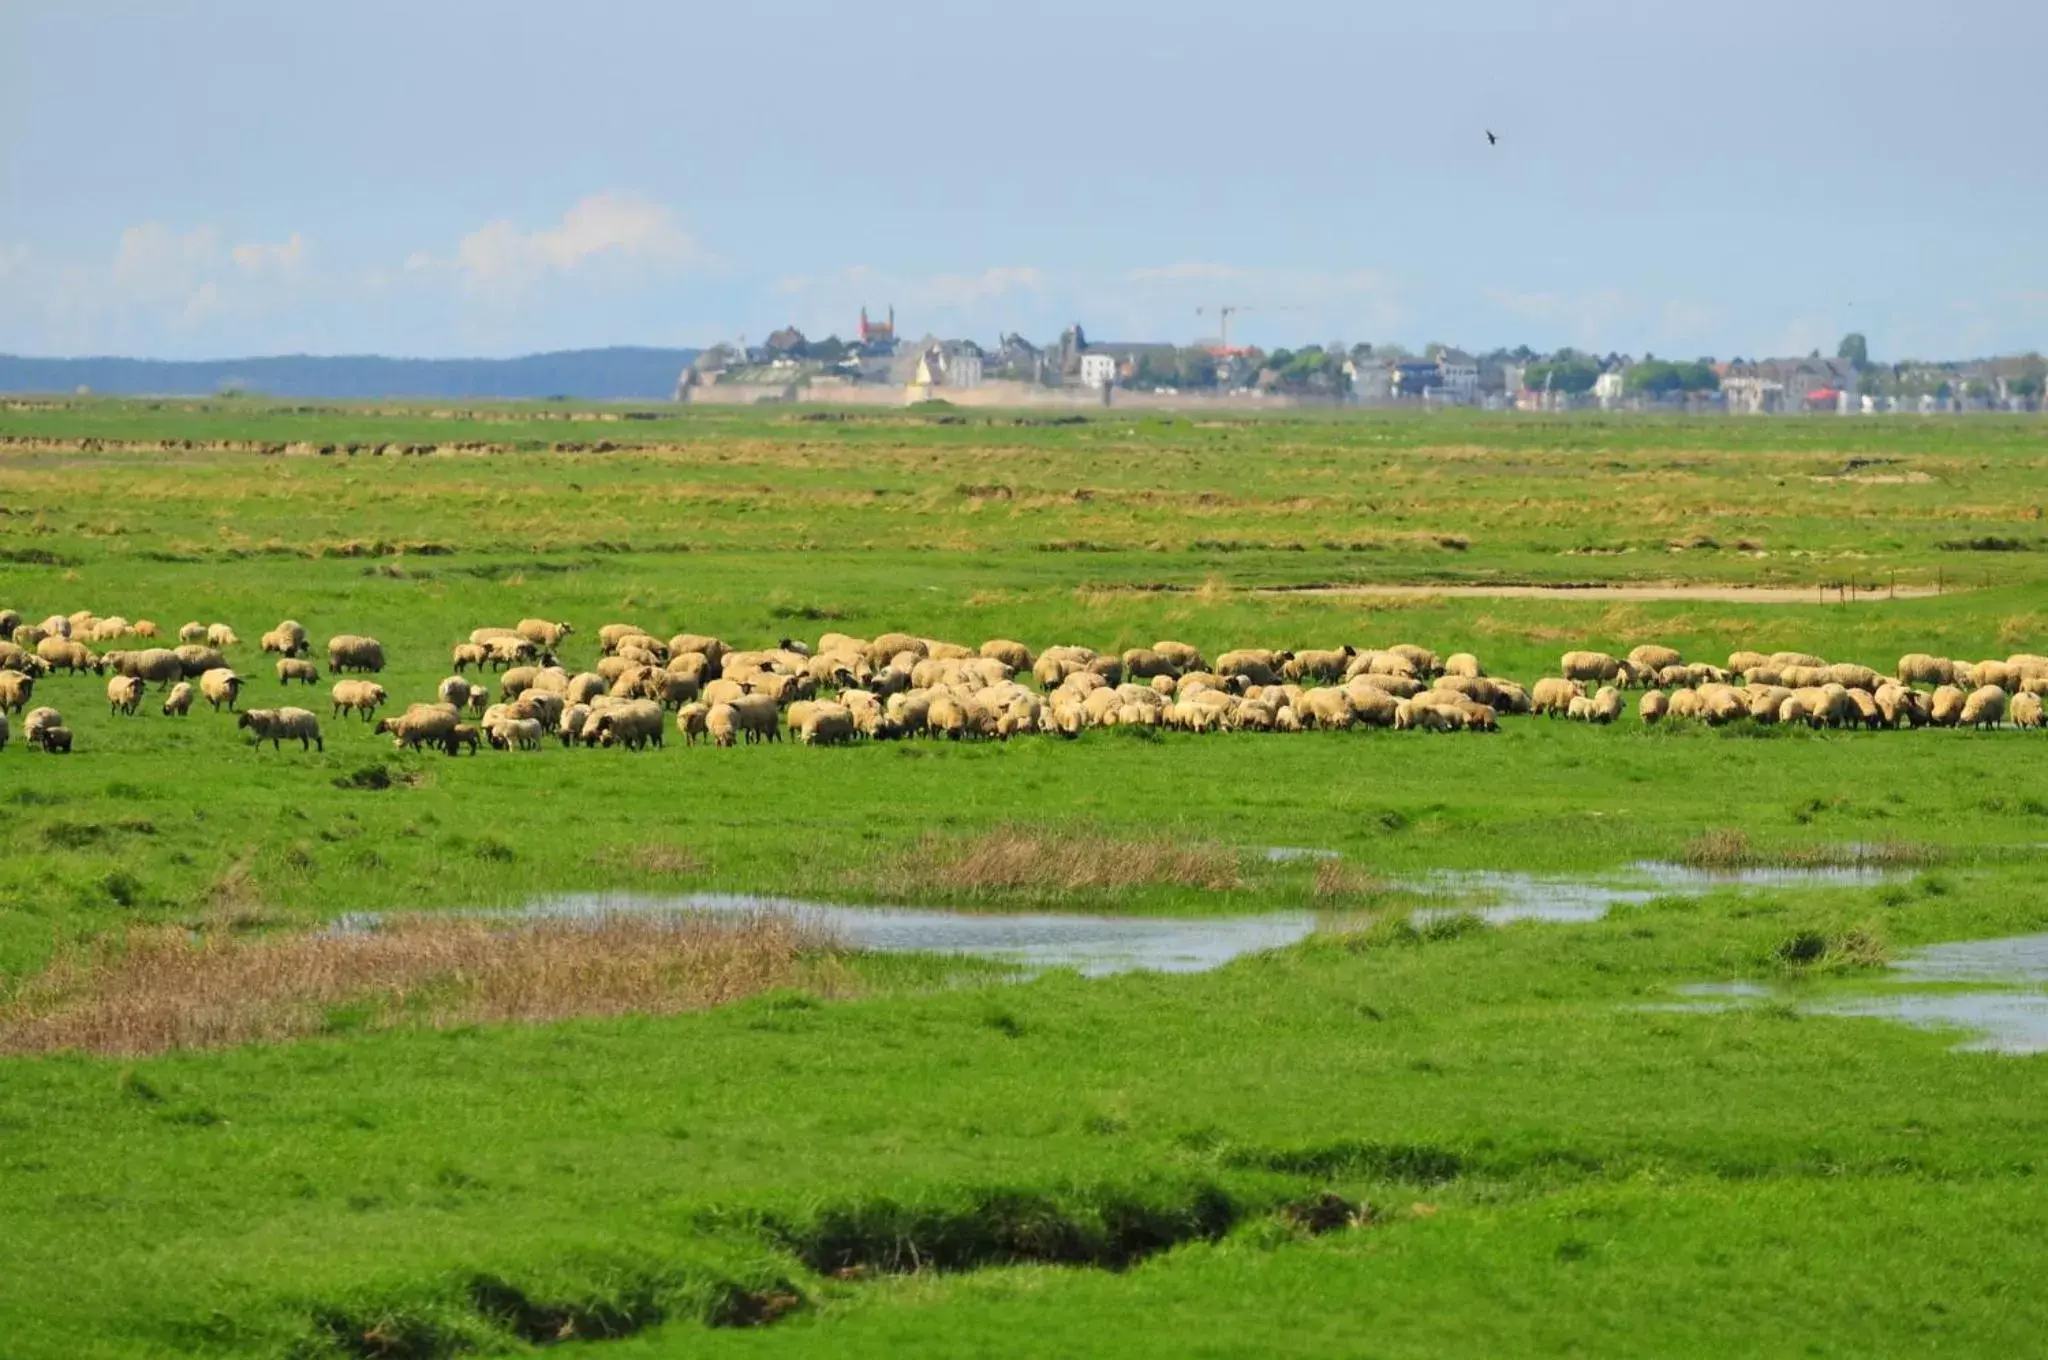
(236, 712, 255, 730)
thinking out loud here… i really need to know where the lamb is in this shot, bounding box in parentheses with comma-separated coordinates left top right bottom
(1589, 686, 1624, 724)
(517, 619, 574, 648)
(486, 716, 545, 750)
(0, 609, 18, 637)
(199, 667, 245, 712)
(510, 690, 565, 728)
(2012, 692, 2044, 730)
(326, 634, 386, 674)
(261, 621, 309, 657)
(1531, 677, 1583, 716)
(0, 669, 33, 712)
(238, 707, 324, 751)
(330, 679, 388, 723)
(439, 676, 487, 712)
(1153, 640, 1205, 672)
(374, 702, 461, 749)
(1443, 652, 1483, 679)
(0, 709, 7, 751)
(132, 620, 159, 639)
(451, 642, 488, 672)
(35, 725, 72, 754)
(277, 657, 320, 686)
(206, 623, 239, 648)
(178, 621, 208, 644)
(443, 723, 480, 756)
(162, 681, 194, 717)
(106, 674, 144, 716)
(22, 706, 62, 745)
(594, 699, 666, 750)
(1639, 691, 1668, 724)
(1961, 685, 2008, 729)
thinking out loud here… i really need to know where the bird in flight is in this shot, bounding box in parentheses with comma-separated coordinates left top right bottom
(1485, 130, 1499, 146)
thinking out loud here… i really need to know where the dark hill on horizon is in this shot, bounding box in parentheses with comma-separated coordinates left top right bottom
(0, 346, 698, 401)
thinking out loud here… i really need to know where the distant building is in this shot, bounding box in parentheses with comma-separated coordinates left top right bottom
(1593, 369, 1626, 407)
(910, 340, 984, 392)
(857, 306, 898, 354)
(1393, 360, 1441, 398)
(1346, 356, 1393, 404)
(1435, 349, 1480, 403)
(1079, 353, 1117, 388)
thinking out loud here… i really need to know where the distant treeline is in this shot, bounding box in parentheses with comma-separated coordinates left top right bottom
(0, 346, 700, 400)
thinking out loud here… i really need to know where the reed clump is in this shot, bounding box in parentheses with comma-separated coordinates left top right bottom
(873, 826, 1243, 900)
(1, 912, 842, 1056)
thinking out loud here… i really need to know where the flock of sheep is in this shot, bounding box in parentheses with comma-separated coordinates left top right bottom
(2, 605, 2045, 759)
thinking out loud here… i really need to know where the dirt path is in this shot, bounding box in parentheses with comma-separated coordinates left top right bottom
(1254, 583, 1945, 603)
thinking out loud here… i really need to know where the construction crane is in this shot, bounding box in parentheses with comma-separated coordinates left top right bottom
(1195, 304, 1301, 351)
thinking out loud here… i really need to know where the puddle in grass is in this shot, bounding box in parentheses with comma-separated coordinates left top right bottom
(1657, 933, 2048, 1056)
(335, 861, 1902, 978)
(1417, 862, 1899, 924)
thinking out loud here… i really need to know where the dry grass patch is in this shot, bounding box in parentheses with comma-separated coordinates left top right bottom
(593, 842, 706, 878)
(871, 826, 1244, 901)
(1678, 829, 1941, 871)
(0, 913, 843, 1056)
(1312, 859, 1389, 903)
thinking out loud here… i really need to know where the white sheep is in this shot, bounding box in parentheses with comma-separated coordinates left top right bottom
(239, 706, 324, 751)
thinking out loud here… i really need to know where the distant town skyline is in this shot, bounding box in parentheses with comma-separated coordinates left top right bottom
(4, 1, 2044, 362)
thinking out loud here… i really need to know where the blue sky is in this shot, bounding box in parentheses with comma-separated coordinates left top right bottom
(3, 0, 2043, 361)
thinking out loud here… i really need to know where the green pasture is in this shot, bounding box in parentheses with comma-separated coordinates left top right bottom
(2, 401, 2047, 1356)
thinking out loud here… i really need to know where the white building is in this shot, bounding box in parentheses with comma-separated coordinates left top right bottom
(1593, 370, 1626, 408)
(1435, 349, 1480, 403)
(1079, 353, 1118, 389)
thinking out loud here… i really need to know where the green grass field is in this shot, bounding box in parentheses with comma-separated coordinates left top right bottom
(3, 400, 2047, 1357)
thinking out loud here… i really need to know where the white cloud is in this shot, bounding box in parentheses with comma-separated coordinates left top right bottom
(231, 233, 306, 278)
(1128, 261, 1240, 283)
(434, 192, 709, 300)
(0, 223, 315, 354)
(912, 265, 1041, 308)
